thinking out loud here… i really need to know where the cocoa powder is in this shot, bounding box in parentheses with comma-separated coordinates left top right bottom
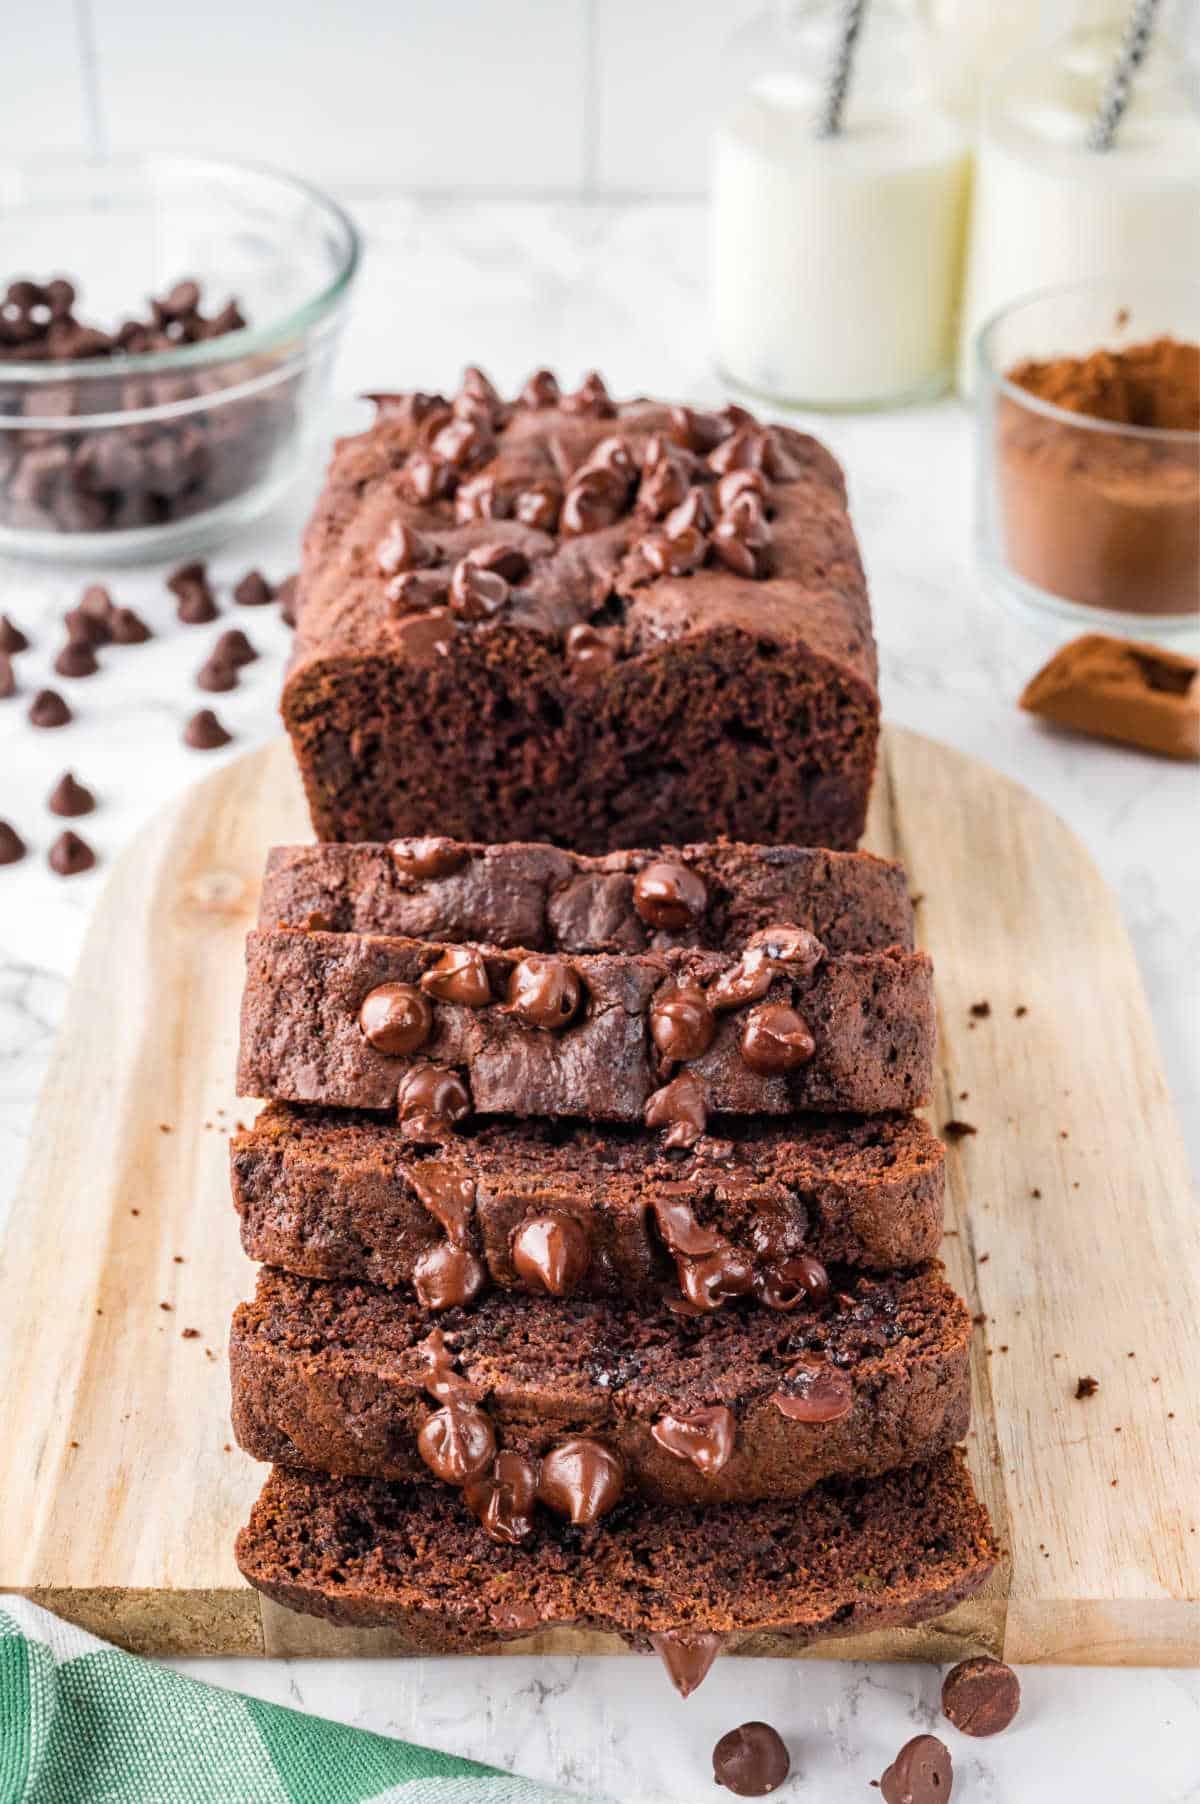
(996, 336, 1199, 618)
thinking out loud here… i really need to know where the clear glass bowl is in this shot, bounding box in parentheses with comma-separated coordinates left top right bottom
(975, 279, 1200, 637)
(0, 153, 360, 563)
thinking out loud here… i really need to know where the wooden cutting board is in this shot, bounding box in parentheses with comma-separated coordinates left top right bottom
(1, 728, 1196, 1666)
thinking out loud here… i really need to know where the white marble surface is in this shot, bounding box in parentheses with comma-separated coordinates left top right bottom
(1, 197, 1198, 1802)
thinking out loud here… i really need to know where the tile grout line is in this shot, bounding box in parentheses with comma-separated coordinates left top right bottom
(73, 0, 108, 159)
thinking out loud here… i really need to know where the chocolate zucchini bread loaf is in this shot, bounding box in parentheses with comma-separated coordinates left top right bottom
(232, 1106, 946, 1295)
(236, 1452, 997, 1655)
(230, 1265, 971, 1505)
(260, 839, 914, 954)
(282, 371, 880, 852)
(236, 929, 934, 1120)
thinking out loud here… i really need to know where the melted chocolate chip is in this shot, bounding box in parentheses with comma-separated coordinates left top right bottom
(941, 1658, 1020, 1737)
(396, 1064, 471, 1139)
(386, 570, 450, 615)
(417, 1400, 497, 1485)
(389, 837, 469, 881)
(748, 923, 825, 973)
(678, 1246, 755, 1311)
(773, 1360, 853, 1423)
(421, 945, 492, 1006)
(757, 1252, 831, 1311)
(449, 559, 509, 621)
(416, 1326, 471, 1400)
(464, 1450, 538, 1545)
(467, 541, 531, 583)
(183, 708, 231, 749)
(413, 1240, 487, 1311)
(358, 982, 434, 1056)
(650, 982, 716, 1063)
(713, 1722, 790, 1797)
(390, 607, 457, 661)
(511, 1213, 591, 1296)
(504, 956, 583, 1030)
(408, 1162, 475, 1244)
(633, 860, 707, 931)
(29, 689, 71, 728)
(565, 622, 619, 674)
(648, 1629, 726, 1698)
(880, 1735, 953, 1804)
(644, 1071, 707, 1149)
(48, 771, 95, 817)
(0, 822, 27, 865)
(651, 1405, 736, 1476)
(48, 829, 95, 876)
(740, 1004, 815, 1073)
(651, 1189, 723, 1258)
(706, 949, 774, 1012)
(537, 1437, 624, 1524)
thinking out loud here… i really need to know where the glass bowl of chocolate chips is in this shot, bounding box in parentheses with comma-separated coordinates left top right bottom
(0, 153, 360, 562)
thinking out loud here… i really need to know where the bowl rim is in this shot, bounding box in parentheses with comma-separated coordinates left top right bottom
(975, 276, 1200, 446)
(0, 149, 361, 385)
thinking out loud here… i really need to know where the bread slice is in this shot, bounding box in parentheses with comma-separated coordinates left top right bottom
(258, 839, 914, 955)
(232, 1105, 945, 1292)
(236, 1453, 997, 1660)
(230, 1264, 970, 1506)
(236, 930, 934, 1119)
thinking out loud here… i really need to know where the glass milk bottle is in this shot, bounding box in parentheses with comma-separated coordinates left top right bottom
(712, 0, 971, 410)
(957, 10, 1200, 393)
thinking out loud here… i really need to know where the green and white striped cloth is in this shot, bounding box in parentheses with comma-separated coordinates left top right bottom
(0, 1598, 608, 1804)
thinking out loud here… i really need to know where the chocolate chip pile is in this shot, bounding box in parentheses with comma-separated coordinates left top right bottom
(0, 563, 295, 873)
(0, 276, 296, 537)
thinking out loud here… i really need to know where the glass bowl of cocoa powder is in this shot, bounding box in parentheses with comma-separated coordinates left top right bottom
(976, 280, 1199, 636)
(0, 154, 359, 563)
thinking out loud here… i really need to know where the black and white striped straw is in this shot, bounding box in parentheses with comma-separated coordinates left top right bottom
(817, 0, 869, 138)
(1088, 0, 1163, 151)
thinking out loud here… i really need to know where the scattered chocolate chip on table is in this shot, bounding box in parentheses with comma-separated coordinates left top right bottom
(48, 771, 95, 817)
(712, 1722, 790, 1796)
(941, 1656, 1021, 1737)
(0, 821, 26, 865)
(48, 829, 95, 877)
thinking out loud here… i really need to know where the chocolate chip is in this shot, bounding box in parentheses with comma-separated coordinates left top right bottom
(109, 606, 151, 644)
(712, 1722, 790, 1796)
(651, 1405, 735, 1476)
(464, 1450, 538, 1545)
(1075, 1375, 1099, 1399)
(417, 1400, 497, 1486)
(54, 638, 98, 679)
(564, 621, 619, 674)
(773, 1360, 852, 1423)
(449, 558, 509, 621)
(0, 654, 15, 699)
(942, 1120, 977, 1140)
(401, 452, 457, 504)
(633, 860, 706, 931)
(651, 1190, 724, 1258)
(0, 616, 29, 655)
(649, 982, 716, 1063)
(396, 1063, 471, 1139)
(183, 708, 231, 749)
(644, 1070, 707, 1149)
(386, 571, 450, 615)
(359, 981, 434, 1055)
(666, 487, 713, 536)
(740, 1004, 815, 1073)
(412, 1241, 487, 1312)
(716, 469, 768, 511)
(537, 1437, 624, 1524)
(678, 1244, 755, 1311)
(196, 652, 237, 692)
(708, 427, 769, 476)
(389, 836, 469, 881)
(48, 829, 95, 876)
(667, 405, 729, 454)
(560, 466, 628, 537)
(71, 587, 114, 641)
(276, 575, 300, 626)
(503, 956, 583, 1030)
(648, 1630, 726, 1699)
(561, 371, 614, 416)
(706, 948, 774, 1012)
(747, 923, 825, 974)
(376, 524, 436, 577)
(466, 541, 531, 584)
(0, 822, 27, 865)
(880, 1734, 953, 1804)
(758, 1251, 830, 1311)
(640, 523, 707, 577)
(512, 1213, 591, 1296)
(29, 688, 71, 728)
(941, 1658, 1020, 1737)
(213, 628, 258, 668)
(519, 369, 561, 409)
(421, 945, 492, 1007)
(48, 771, 95, 817)
(455, 474, 509, 523)
(169, 562, 218, 625)
(712, 493, 772, 579)
(636, 455, 689, 519)
(514, 481, 561, 530)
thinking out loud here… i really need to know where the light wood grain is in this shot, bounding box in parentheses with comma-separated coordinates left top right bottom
(1, 729, 1196, 1664)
